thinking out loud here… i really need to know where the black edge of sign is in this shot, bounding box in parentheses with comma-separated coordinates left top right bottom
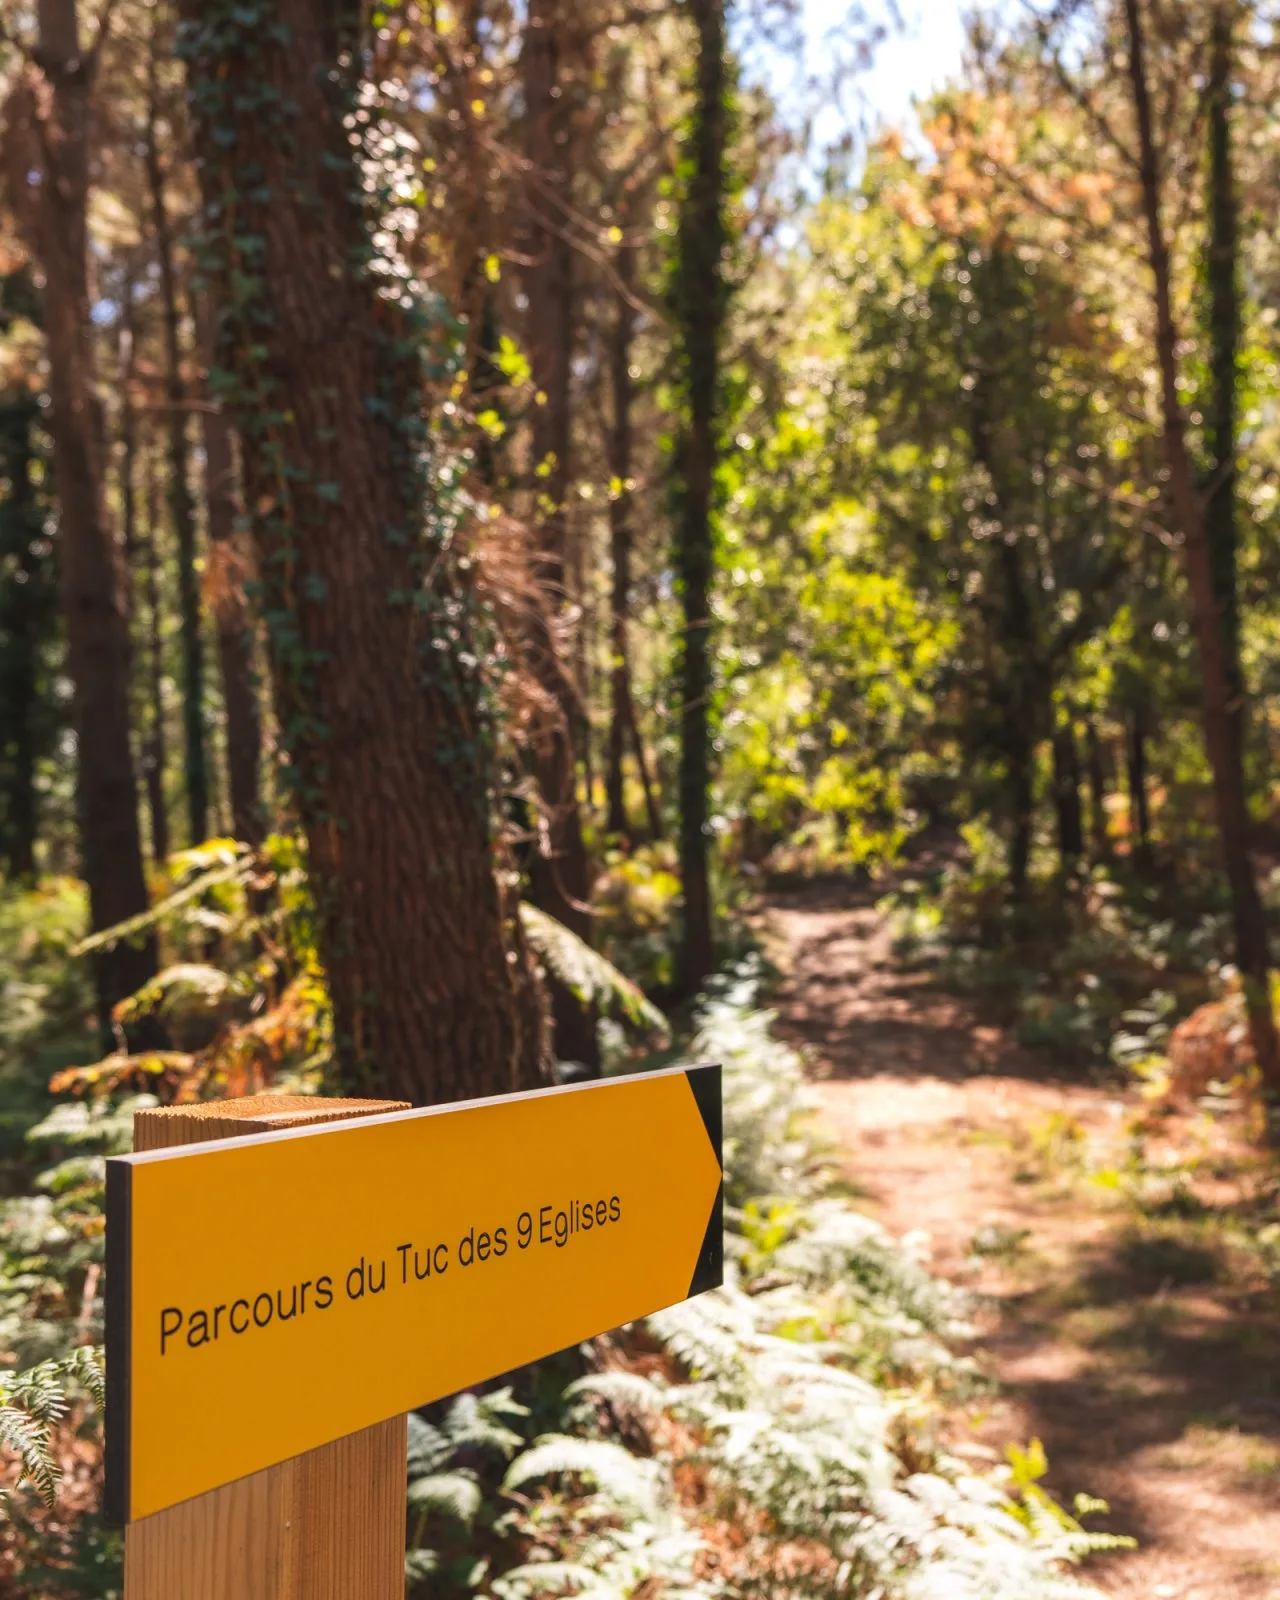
(685, 1063, 724, 1298)
(103, 1157, 131, 1526)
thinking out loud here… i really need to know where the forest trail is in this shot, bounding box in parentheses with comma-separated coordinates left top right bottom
(763, 882, 1280, 1600)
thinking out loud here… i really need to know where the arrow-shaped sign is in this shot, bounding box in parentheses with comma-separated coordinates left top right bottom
(105, 1064, 722, 1523)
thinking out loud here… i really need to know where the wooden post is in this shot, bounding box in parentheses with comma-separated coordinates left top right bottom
(123, 1095, 411, 1600)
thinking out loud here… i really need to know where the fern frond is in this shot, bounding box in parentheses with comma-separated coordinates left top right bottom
(406, 1413, 451, 1477)
(59, 1346, 105, 1413)
(0, 1402, 59, 1504)
(72, 851, 254, 957)
(404, 1547, 439, 1583)
(493, 1559, 603, 1596)
(503, 1435, 662, 1514)
(519, 904, 669, 1040)
(113, 963, 237, 1027)
(0, 1347, 103, 1507)
(563, 1370, 669, 1416)
(406, 1469, 482, 1526)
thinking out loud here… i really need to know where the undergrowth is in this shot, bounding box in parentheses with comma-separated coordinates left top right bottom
(404, 960, 1126, 1600)
(0, 907, 1128, 1595)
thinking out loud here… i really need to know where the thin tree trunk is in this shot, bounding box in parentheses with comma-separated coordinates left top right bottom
(1123, 0, 1279, 1085)
(1205, 4, 1245, 721)
(0, 392, 46, 879)
(178, 0, 547, 1104)
(1006, 725, 1034, 898)
(2, 1, 155, 1014)
(1125, 706, 1151, 861)
(673, 0, 729, 995)
(1086, 717, 1111, 859)
(521, 0, 597, 1068)
(196, 297, 262, 844)
(607, 243, 636, 839)
(142, 445, 170, 865)
(604, 233, 662, 843)
(997, 539, 1039, 901)
(118, 279, 139, 628)
(624, 689, 663, 842)
(1052, 714, 1085, 870)
(145, 32, 208, 846)
(575, 537, 594, 815)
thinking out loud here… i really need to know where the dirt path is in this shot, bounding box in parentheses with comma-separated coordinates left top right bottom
(765, 882, 1280, 1600)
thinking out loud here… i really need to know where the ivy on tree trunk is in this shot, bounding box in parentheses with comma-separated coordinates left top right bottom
(672, 0, 730, 997)
(177, 0, 548, 1105)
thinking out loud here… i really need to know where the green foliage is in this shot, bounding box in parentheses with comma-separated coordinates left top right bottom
(406, 1389, 528, 1591)
(0, 880, 96, 1138)
(0, 1095, 148, 1371)
(592, 845, 684, 997)
(0, 1347, 103, 1508)
(519, 904, 670, 1043)
(480, 968, 1120, 1600)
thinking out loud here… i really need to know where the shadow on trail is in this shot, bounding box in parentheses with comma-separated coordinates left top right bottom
(765, 875, 1280, 1597)
(765, 877, 1092, 1088)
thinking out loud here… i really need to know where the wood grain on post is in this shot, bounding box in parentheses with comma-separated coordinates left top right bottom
(123, 1095, 411, 1600)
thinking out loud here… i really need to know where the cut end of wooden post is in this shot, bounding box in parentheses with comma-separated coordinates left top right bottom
(132, 1096, 412, 1151)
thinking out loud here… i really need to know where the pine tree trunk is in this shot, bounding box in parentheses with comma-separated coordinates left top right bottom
(521, 0, 597, 1069)
(673, 0, 729, 995)
(605, 241, 662, 843)
(625, 691, 663, 842)
(196, 298, 262, 844)
(145, 39, 208, 846)
(2, 2, 155, 1013)
(607, 246, 635, 839)
(1006, 725, 1034, 898)
(1123, 0, 1279, 1086)
(178, 0, 547, 1105)
(1126, 705, 1151, 862)
(1052, 714, 1085, 870)
(142, 447, 170, 866)
(118, 284, 139, 629)
(0, 392, 46, 880)
(1205, 4, 1246, 728)
(1086, 718, 1111, 859)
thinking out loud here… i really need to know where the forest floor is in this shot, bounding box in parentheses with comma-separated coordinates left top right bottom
(761, 879, 1280, 1600)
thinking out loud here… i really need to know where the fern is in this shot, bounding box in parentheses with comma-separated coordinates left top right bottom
(407, 1469, 483, 1526)
(502, 1436, 663, 1515)
(406, 1388, 530, 1588)
(562, 1370, 669, 1432)
(519, 904, 670, 1041)
(71, 845, 255, 957)
(0, 1347, 104, 1508)
(492, 970, 1121, 1600)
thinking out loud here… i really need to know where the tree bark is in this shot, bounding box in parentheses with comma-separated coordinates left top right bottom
(1204, 3, 1245, 721)
(145, 30, 208, 846)
(196, 297, 262, 844)
(520, 0, 598, 1069)
(673, 0, 729, 995)
(1052, 714, 1085, 871)
(117, 278, 139, 628)
(1123, 0, 1279, 1086)
(1086, 717, 1111, 860)
(607, 242, 636, 839)
(1006, 722, 1034, 898)
(0, 389, 50, 880)
(142, 444, 170, 865)
(605, 239, 661, 843)
(1126, 704, 1151, 862)
(2, 1, 156, 1013)
(624, 689, 662, 842)
(178, 0, 547, 1105)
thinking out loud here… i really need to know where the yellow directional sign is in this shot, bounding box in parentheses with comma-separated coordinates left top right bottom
(105, 1064, 722, 1524)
